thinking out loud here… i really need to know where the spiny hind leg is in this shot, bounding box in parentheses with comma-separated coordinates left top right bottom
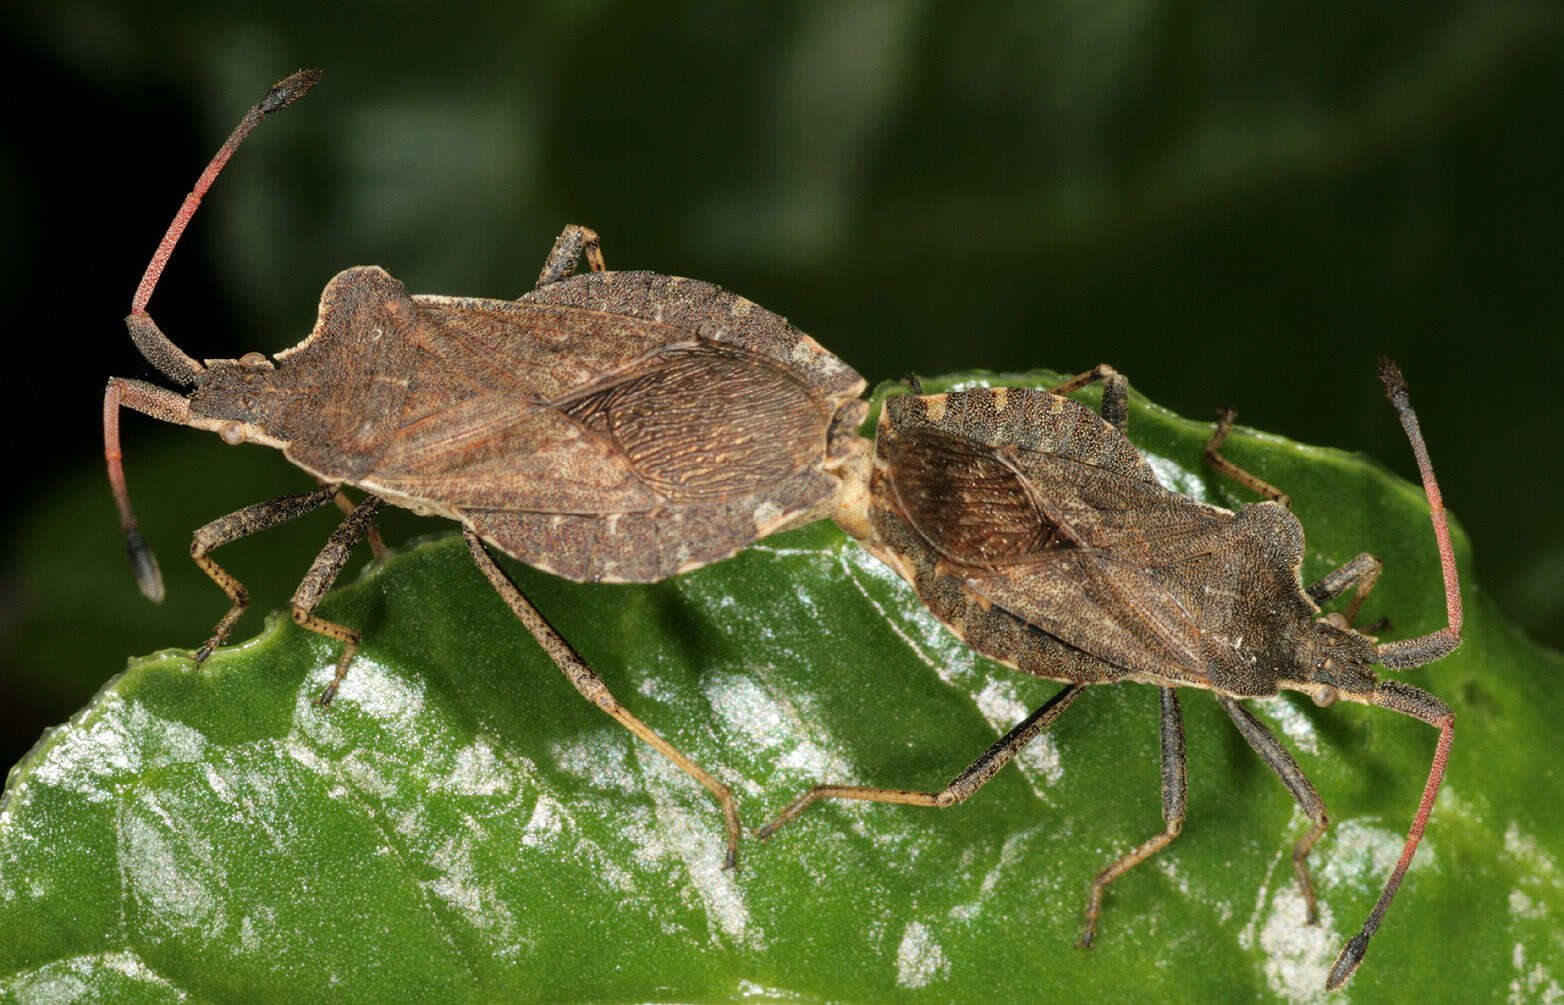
(463, 527, 743, 869)
(1218, 694, 1330, 924)
(1080, 686, 1187, 947)
(756, 685, 1085, 839)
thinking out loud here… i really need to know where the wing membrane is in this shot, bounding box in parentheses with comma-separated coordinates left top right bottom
(885, 422, 1236, 680)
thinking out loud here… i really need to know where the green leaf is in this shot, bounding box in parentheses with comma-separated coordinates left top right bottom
(3, 372, 1559, 1001)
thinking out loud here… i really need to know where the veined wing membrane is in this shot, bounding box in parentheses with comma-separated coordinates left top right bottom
(369, 303, 835, 516)
(888, 426, 1232, 679)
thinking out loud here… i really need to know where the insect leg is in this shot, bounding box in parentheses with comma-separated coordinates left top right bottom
(290, 496, 387, 706)
(534, 224, 606, 289)
(1217, 694, 1330, 924)
(1203, 408, 1292, 507)
(1048, 364, 1129, 431)
(189, 485, 340, 664)
(322, 483, 388, 560)
(462, 528, 743, 869)
(754, 684, 1085, 840)
(1306, 552, 1384, 627)
(1079, 686, 1188, 947)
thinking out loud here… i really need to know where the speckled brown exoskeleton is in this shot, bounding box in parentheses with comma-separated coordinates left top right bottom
(762, 364, 1461, 990)
(104, 71, 866, 868)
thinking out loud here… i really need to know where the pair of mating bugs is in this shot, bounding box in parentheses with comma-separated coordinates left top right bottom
(106, 71, 1461, 991)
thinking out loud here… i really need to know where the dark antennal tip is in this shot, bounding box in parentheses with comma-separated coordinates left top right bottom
(1377, 357, 1409, 404)
(906, 373, 925, 396)
(125, 529, 165, 603)
(261, 69, 323, 115)
(1325, 932, 1369, 990)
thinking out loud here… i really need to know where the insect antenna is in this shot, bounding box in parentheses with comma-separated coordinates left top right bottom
(107, 69, 321, 602)
(1329, 360, 1462, 989)
(1374, 358, 1462, 670)
(131, 69, 322, 322)
(1328, 680, 1452, 989)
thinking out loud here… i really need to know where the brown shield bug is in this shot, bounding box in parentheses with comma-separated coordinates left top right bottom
(104, 70, 867, 868)
(760, 363, 1460, 989)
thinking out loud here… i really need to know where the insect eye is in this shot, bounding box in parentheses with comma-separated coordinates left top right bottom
(239, 351, 268, 367)
(219, 421, 245, 446)
(1312, 684, 1340, 708)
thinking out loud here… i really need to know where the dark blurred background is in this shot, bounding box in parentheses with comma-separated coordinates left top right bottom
(4, 1, 1561, 770)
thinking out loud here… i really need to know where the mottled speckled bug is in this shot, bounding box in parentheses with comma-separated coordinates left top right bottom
(763, 364, 1460, 990)
(105, 71, 866, 868)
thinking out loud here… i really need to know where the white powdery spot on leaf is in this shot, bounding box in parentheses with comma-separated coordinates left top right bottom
(1143, 451, 1208, 499)
(705, 672, 853, 785)
(1318, 818, 1430, 893)
(947, 829, 1037, 923)
(1510, 943, 1564, 1005)
(1251, 880, 1338, 1004)
(201, 754, 292, 853)
(735, 978, 812, 1000)
(1501, 824, 1564, 1005)
(119, 790, 227, 940)
(1504, 821, 1564, 889)
(424, 831, 520, 952)
(6, 951, 189, 1002)
(1509, 889, 1540, 920)
(633, 748, 754, 947)
(895, 920, 950, 989)
(548, 730, 640, 796)
(311, 658, 430, 739)
(636, 673, 679, 703)
(238, 904, 277, 954)
(28, 697, 208, 802)
(335, 747, 401, 800)
(435, 737, 514, 798)
(1257, 695, 1319, 756)
(100, 950, 179, 988)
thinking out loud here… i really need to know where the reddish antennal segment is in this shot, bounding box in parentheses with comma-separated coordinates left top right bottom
(1374, 357, 1463, 669)
(1328, 682, 1453, 989)
(1328, 359, 1462, 989)
(131, 69, 322, 315)
(107, 69, 322, 602)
